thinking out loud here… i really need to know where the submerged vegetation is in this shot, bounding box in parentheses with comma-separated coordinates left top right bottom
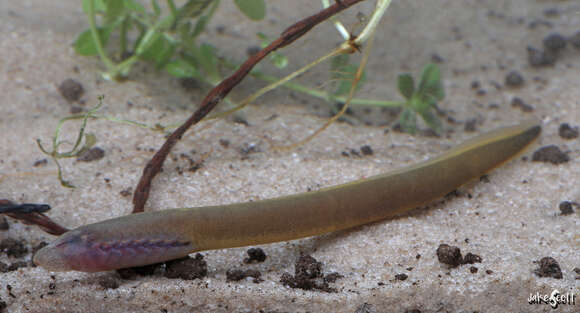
(42, 0, 446, 187)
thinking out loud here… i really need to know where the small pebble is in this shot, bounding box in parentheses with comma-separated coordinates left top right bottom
(58, 78, 84, 103)
(0, 217, 8, 231)
(0, 238, 27, 258)
(164, 254, 208, 280)
(532, 145, 569, 165)
(543, 33, 567, 53)
(573, 267, 580, 280)
(436, 244, 463, 268)
(360, 145, 373, 156)
(558, 123, 579, 139)
(430, 53, 445, 63)
(527, 46, 556, 67)
(570, 31, 580, 50)
(463, 253, 482, 264)
(226, 269, 262, 282)
(76, 147, 105, 162)
(534, 257, 563, 279)
(511, 97, 534, 112)
(179, 78, 201, 91)
(394, 273, 408, 281)
(543, 8, 560, 18)
(219, 139, 230, 148)
(505, 71, 525, 88)
(559, 201, 575, 215)
(7, 261, 28, 272)
(98, 276, 120, 289)
(244, 248, 267, 264)
(119, 188, 132, 198)
(354, 303, 376, 313)
(33, 159, 48, 167)
(464, 118, 477, 132)
(246, 46, 261, 57)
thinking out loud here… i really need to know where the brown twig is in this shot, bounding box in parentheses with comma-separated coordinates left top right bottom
(132, 0, 365, 213)
(0, 199, 69, 235)
(6, 213, 69, 235)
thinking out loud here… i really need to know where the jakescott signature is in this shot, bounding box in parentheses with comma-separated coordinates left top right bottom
(528, 290, 576, 309)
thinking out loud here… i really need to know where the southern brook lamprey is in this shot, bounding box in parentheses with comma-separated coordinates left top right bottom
(34, 122, 541, 272)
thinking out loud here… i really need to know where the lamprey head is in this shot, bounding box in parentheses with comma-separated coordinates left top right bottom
(34, 226, 194, 272)
(33, 228, 95, 272)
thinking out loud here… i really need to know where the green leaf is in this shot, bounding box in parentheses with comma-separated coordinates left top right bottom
(256, 33, 287, 69)
(199, 43, 220, 81)
(330, 55, 351, 97)
(139, 34, 176, 68)
(73, 27, 111, 56)
(135, 29, 161, 55)
(178, 0, 213, 19)
(199, 44, 217, 65)
(82, 0, 106, 13)
(410, 94, 430, 113)
(151, 0, 161, 16)
(399, 107, 417, 134)
(331, 53, 349, 70)
(256, 32, 268, 47)
(418, 109, 442, 134)
(397, 73, 414, 100)
(408, 93, 442, 134)
(270, 53, 288, 69)
(76, 133, 98, 156)
(104, 0, 126, 25)
(123, 0, 146, 14)
(417, 63, 444, 101)
(234, 0, 266, 21)
(191, 15, 208, 38)
(177, 21, 192, 38)
(164, 59, 201, 78)
(182, 42, 220, 83)
(85, 133, 97, 148)
(330, 54, 366, 97)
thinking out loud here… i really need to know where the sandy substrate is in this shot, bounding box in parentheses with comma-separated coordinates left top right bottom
(0, 0, 579, 312)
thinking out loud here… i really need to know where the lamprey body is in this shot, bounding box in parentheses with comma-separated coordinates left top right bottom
(34, 122, 541, 272)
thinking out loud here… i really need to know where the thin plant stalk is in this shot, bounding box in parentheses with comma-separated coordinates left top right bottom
(321, 0, 350, 40)
(274, 24, 378, 151)
(212, 48, 344, 119)
(249, 69, 402, 108)
(87, 0, 115, 71)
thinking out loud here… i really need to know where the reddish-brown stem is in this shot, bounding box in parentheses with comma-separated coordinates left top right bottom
(6, 213, 69, 235)
(0, 200, 69, 235)
(132, 0, 365, 213)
